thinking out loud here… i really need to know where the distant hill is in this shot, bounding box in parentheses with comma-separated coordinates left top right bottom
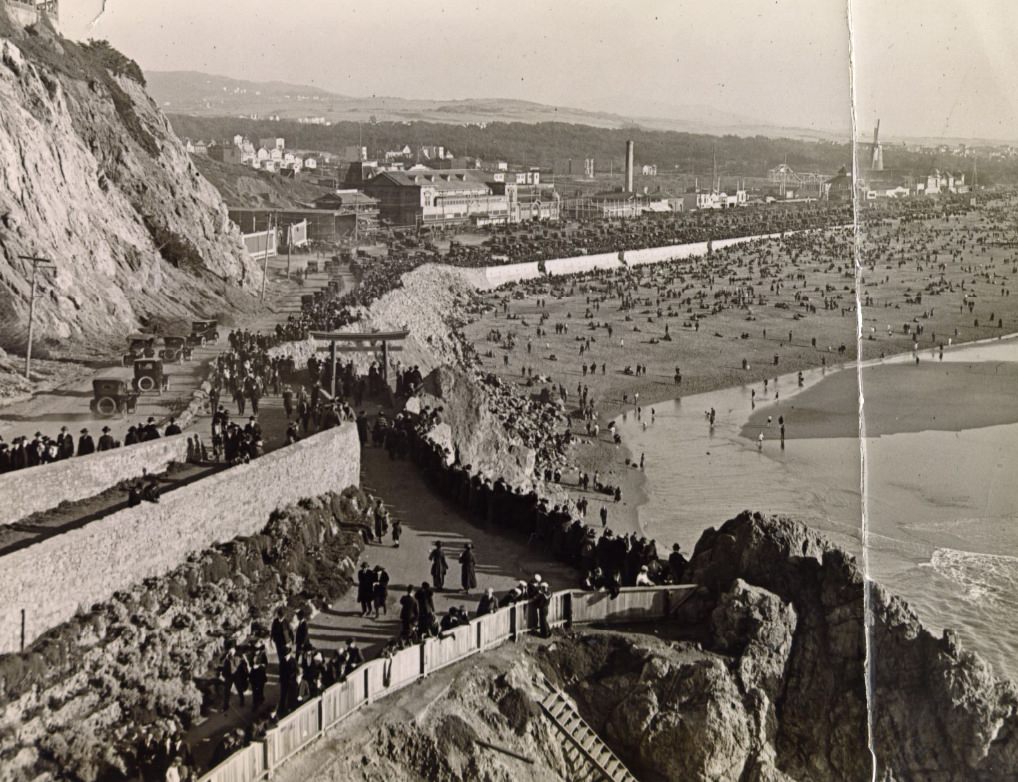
(145, 70, 843, 141)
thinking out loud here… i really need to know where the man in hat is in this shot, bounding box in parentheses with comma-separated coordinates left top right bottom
(357, 563, 376, 617)
(124, 425, 139, 446)
(458, 543, 477, 594)
(668, 543, 688, 584)
(164, 417, 182, 436)
(77, 428, 96, 456)
(429, 541, 448, 590)
(57, 426, 74, 460)
(97, 426, 116, 451)
(143, 417, 160, 441)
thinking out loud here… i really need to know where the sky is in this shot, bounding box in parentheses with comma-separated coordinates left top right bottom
(58, 0, 1018, 142)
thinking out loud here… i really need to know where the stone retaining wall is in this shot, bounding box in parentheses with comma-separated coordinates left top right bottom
(0, 434, 189, 528)
(0, 423, 361, 653)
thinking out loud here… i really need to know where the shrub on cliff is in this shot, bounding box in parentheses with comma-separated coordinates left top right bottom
(80, 39, 146, 86)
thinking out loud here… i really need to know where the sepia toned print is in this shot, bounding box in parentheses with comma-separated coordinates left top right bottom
(1, 1, 1016, 780)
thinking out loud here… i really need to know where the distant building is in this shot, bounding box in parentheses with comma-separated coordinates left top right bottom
(362, 167, 511, 227)
(641, 164, 658, 176)
(258, 137, 285, 152)
(4, 0, 58, 27)
(208, 143, 243, 165)
(342, 145, 367, 162)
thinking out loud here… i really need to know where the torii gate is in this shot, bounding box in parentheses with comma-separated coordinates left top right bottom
(310, 330, 409, 398)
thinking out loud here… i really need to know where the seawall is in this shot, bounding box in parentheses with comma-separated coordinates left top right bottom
(0, 423, 361, 653)
(444, 231, 790, 290)
(0, 434, 189, 528)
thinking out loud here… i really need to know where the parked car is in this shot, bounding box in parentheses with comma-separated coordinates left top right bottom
(133, 359, 167, 394)
(160, 335, 193, 364)
(89, 378, 139, 417)
(188, 320, 220, 347)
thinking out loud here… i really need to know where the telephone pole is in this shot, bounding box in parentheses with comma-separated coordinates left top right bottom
(18, 255, 56, 380)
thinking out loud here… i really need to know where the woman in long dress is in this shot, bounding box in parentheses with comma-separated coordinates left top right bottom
(459, 543, 477, 594)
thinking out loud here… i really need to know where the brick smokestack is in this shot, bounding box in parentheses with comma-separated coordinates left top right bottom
(625, 140, 634, 192)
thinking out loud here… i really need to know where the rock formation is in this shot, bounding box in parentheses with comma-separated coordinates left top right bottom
(0, 12, 260, 352)
(685, 511, 1018, 782)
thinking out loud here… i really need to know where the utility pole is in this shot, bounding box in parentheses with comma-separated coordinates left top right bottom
(18, 255, 56, 380)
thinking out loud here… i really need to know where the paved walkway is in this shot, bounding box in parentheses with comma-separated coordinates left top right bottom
(309, 446, 576, 655)
(187, 441, 577, 769)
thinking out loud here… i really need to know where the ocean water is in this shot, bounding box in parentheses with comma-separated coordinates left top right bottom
(617, 338, 1018, 680)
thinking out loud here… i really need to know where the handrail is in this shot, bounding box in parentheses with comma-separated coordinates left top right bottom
(196, 584, 696, 782)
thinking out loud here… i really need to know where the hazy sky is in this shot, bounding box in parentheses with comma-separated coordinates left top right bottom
(60, 0, 1018, 141)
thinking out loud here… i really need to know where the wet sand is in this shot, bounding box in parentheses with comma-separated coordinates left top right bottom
(742, 358, 1018, 440)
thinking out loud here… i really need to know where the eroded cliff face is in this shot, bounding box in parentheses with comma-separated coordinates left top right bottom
(0, 16, 260, 351)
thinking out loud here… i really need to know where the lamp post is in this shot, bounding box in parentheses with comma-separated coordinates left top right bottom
(18, 255, 56, 380)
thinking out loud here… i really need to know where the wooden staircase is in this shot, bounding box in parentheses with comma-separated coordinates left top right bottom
(538, 684, 639, 782)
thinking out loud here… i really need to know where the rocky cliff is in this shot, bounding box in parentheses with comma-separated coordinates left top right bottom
(0, 13, 260, 352)
(685, 511, 1018, 782)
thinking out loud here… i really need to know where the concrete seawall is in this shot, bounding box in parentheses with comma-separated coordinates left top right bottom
(441, 231, 789, 290)
(0, 435, 189, 528)
(0, 423, 361, 653)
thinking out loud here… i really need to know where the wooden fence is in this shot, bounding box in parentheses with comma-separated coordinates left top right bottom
(197, 585, 695, 782)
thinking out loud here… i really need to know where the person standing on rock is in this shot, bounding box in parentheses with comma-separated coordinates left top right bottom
(668, 543, 688, 583)
(429, 541, 449, 590)
(459, 543, 477, 594)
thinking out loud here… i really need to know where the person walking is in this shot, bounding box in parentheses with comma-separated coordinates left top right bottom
(429, 541, 448, 590)
(458, 543, 477, 594)
(391, 518, 402, 548)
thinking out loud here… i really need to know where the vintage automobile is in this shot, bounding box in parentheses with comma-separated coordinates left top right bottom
(159, 334, 193, 364)
(188, 320, 220, 347)
(133, 359, 167, 394)
(89, 378, 139, 417)
(122, 334, 161, 367)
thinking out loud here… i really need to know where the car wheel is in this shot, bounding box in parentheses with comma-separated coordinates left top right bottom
(95, 396, 118, 416)
(137, 375, 156, 392)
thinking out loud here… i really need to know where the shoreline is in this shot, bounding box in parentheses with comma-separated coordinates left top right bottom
(600, 330, 1018, 539)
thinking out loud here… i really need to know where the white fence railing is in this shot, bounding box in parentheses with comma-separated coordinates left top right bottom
(196, 585, 695, 782)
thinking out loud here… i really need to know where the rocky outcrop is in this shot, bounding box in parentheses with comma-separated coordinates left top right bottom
(0, 14, 260, 351)
(686, 511, 1018, 782)
(419, 365, 537, 487)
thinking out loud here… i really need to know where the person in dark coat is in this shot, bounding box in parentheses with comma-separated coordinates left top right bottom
(250, 647, 268, 708)
(534, 583, 552, 638)
(57, 427, 75, 459)
(97, 426, 116, 451)
(668, 543, 688, 584)
(476, 587, 499, 616)
(164, 418, 182, 436)
(270, 608, 292, 664)
(276, 652, 297, 719)
(124, 426, 139, 446)
(342, 639, 364, 676)
(294, 609, 310, 653)
(233, 651, 250, 707)
(399, 586, 418, 638)
(372, 565, 389, 617)
(458, 543, 477, 594)
(414, 582, 435, 634)
(77, 428, 95, 456)
(429, 541, 448, 590)
(357, 563, 376, 617)
(220, 646, 237, 711)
